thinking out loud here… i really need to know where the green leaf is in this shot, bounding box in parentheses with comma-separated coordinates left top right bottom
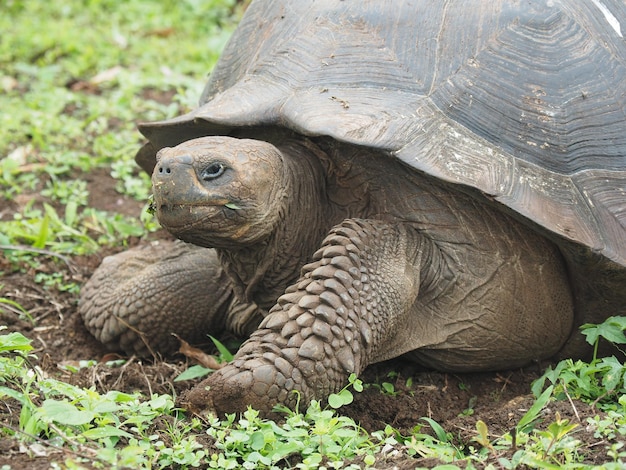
(349, 375, 363, 392)
(0, 298, 33, 322)
(531, 361, 566, 397)
(41, 399, 95, 426)
(250, 430, 265, 451)
(33, 210, 50, 249)
(272, 440, 305, 459)
(328, 388, 353, 409)
(0, 386, 28, 404)
(21, 405, 44, 437)
(174, 364, 213, 382)
(517, 385, 553, 433)
(65, 199, 78, 227)
(327, 393, 346, 409)
(598, 356, 626, 392)
(209, 335, 234, 362)
(224, 202, 241, 210)
(146, 194, 156, 215)
(147, 394, 172, 411)
(581, 316, 626, 346)
(421, 417, 449, 443)
(0, 331, 33, 353)
(103, 390, 137, 403)
(474, 420, 490, 447)
(546, 418, 578, 441)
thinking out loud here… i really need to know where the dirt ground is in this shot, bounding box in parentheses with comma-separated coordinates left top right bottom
(0, 169, 615, 468)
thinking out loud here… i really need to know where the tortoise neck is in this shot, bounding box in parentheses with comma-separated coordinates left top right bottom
(217, 139, 338, 309)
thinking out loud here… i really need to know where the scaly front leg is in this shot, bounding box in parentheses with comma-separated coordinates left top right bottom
(183, 218, 426, 415)
(79, 240, 263, 356)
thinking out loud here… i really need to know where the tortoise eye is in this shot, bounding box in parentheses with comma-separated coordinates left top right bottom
(202, 162, 226, 180)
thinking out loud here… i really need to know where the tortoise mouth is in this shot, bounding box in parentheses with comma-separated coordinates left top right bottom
(157, 202, 257, 249)
(156, 201, 230, 231)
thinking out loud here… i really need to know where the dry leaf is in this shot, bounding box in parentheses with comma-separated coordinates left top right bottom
(89, 66, 123, 85)
(175, 335, 224, 370)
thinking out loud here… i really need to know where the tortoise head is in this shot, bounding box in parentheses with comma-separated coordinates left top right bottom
(152, 136, 287, 248)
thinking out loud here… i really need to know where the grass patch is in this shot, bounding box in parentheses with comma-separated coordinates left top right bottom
(2, 314, 626, 468)
(0, 0, 237, 265)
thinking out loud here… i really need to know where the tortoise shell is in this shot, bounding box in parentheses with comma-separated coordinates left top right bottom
(136, 0, 626, 267)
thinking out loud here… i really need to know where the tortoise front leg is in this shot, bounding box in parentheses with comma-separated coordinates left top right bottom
(79, 240, 263, 356)
(184, 218, 425, 415)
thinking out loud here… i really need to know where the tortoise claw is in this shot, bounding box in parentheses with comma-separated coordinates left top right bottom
(183, 365, 285, 418)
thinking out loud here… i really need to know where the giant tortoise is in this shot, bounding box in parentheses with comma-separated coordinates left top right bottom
(79, 0, 626, 415)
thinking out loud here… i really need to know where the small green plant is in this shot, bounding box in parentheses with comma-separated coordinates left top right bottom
(534, 412, 579, 459)
(582, 316, 626, 362)
(41, 178, 89, 206)
(379, 381, 397, 395)
(0, 327, 35, 384)
(472, 420, 494, 454)
(517, 385, 554, 434)
(403, 417, 465, 462)
(0, 295, 34, 323)
(459, 396, 477, 417)
(206, 396, 381, 469)
(368, 371, 405, 396)
(110, 157, 152, 201)
(0, 202, 151, 259)
(532, 316, 626, 406)
(0, 328, 214, 469)
(34, 271, 80, 293)
(327, 373, 364, 409)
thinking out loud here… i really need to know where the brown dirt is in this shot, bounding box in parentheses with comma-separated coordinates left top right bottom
(0, 170, 616, 468)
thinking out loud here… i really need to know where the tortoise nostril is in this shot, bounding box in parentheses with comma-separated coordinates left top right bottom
(155, 154, 194, 178)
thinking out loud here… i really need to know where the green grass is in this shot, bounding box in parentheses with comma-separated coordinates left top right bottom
(0, 0, 236, 262)
(1, 1, 625, 468)
(2, 322, 626, 468)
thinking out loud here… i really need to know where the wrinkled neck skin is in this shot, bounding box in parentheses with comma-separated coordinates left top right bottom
(218, 138, 341, 309)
